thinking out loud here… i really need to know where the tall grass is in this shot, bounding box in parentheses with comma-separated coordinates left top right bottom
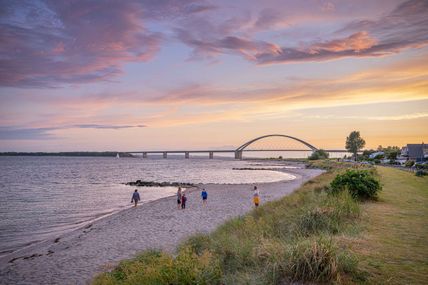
(93, 162, 365, 284)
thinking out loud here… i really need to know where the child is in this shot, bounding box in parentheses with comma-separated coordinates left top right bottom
(253, 185, 259, 196)
(181, 193, 187, 209)
(201, 188, 208, 205)
(253, 193, 260, 207)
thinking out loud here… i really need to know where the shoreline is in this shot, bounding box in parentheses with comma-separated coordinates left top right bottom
(0, 163, 323, 285)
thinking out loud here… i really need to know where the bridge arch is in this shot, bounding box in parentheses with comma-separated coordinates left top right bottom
(236, 134, 318, 152)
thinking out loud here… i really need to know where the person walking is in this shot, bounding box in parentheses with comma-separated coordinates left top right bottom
(253, 185, 260, 208)
(253, 185, 259, 196)
(131, 189, 140, 207)
(253, 193, 260, 208)
(181, 193, 187, 209)
(201, 188, 208, 205)
(177, 187, 182, 209)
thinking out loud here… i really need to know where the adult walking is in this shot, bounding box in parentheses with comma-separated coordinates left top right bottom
(177, 186, 182, 209)
(131, 189, 140, 207)
(181, 193, 187, 209)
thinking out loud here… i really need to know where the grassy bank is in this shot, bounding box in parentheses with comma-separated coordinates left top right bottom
(93, 162, 427, 284)
(348, 167, 428, 284)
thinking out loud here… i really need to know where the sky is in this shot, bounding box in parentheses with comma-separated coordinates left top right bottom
(0, 0, 427, 151)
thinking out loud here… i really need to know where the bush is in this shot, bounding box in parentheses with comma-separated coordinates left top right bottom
(405, 160, 415, 167)
(284, 237, 339, 283)
(308, 149, 330, 160)
(415, 170, 427, 177)
(92, 249, 222, 285)
(330, 170, 382, 200)
(415, 163, 428, 170)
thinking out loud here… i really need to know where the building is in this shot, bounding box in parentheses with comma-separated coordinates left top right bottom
(401, 143, 428, 162)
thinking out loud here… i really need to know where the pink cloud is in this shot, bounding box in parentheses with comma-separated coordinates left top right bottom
(175, 0, 427, 64)
(0, 0, 213, 87)
(309, 31, 377, 53)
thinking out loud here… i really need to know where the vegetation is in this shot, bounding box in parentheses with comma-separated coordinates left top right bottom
(348, 167, 428, 284)
(345, 131, 366, 161)
(330, 169, 382, 200)
(308, 149, 330, 160)
(0, 152, 133, 157)
(93, 162, 363, 284)
(93, 162, 428, 284)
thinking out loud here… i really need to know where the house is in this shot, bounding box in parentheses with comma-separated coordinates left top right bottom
(401, 143, 428, 162)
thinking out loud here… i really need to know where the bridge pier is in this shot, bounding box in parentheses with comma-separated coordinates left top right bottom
(185, 152, 189, 159)
(163, 152, 167, 159)
(142, 152, 147, 158)
(209, 152, 213, 159)
(234, 150, 242, 159)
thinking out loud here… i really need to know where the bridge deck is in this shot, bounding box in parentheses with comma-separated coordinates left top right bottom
(129, 149, 348, 154)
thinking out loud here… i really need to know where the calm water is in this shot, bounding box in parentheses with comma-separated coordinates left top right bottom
(0, 156, 295, 256)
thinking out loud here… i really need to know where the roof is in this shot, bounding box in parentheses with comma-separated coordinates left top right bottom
(407, 144, 426, 159)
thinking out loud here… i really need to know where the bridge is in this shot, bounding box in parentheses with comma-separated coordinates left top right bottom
(128, 134, 348, 159)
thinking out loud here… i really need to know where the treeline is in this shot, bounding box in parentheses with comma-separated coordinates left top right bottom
(0, 152, 133, 157)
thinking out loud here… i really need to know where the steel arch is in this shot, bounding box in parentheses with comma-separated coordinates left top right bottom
(236, 134, 318, 151)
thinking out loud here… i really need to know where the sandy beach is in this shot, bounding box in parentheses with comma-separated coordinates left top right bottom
(0, 165, 323, 285)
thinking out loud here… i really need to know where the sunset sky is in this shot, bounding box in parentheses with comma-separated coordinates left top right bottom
(0, 0, 427, 151)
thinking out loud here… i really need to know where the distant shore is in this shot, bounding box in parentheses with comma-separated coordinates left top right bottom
(0, 152, 134, 157)
(0, 163, 323, 285)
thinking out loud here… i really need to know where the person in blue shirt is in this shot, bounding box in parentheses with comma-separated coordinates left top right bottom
(201, 188, 208, 205)
(131, 189, 140, 207)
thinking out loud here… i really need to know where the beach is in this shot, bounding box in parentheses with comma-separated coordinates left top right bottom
(0, 165, 323, 285)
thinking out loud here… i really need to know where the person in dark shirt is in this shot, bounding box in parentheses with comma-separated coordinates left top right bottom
(181, 193, 187, 209)
(201, 189, 208, 205)
(177, 187, 182, 209)
(131, 189, 140, 207)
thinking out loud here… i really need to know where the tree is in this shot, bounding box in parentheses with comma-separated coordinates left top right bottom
(345, 131, 366, 161)
(308, 149, 329, 160)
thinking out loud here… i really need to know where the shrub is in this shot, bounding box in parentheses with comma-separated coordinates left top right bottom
(330, 170, 382, 200)
(415, 163, 428, 170)
(308, 149, 329, 160)
(415, 170, 427, 177)
(296, 207, 337, 236)
(405, 160, 415, 167)
(92, 249, 222, 285)
(284, 237, 339, 283)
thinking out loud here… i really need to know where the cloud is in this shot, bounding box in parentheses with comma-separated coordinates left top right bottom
(175, 0, 428, 64)
(256, 0, 428, 64)
(0, 124, 146, 140)
(0, 0, 213, 87)
(304, 112, 428, 121)
(0, 127, 57, 140)
(309, 31, 376, 53)
(176, 29, 281, 60)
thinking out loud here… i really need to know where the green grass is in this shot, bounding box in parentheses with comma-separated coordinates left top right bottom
(347, 167, 428, 284)
(92, 162, 428, 284)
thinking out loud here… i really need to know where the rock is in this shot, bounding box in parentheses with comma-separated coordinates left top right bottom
(125, 181, 195, 187)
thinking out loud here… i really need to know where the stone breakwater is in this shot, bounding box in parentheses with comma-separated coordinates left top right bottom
(125, 180, 195, 187)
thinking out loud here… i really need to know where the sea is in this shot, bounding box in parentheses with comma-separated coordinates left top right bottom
(0, 155, 302, 257)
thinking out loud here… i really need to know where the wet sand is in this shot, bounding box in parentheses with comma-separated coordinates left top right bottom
(0, 165, 323, 285)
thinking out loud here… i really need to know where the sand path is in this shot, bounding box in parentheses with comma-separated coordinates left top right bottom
(0, 166, 322, 285)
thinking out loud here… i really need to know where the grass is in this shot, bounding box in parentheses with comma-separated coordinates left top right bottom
(346, 166, 428, 284)
(92, 160, 428, 284)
